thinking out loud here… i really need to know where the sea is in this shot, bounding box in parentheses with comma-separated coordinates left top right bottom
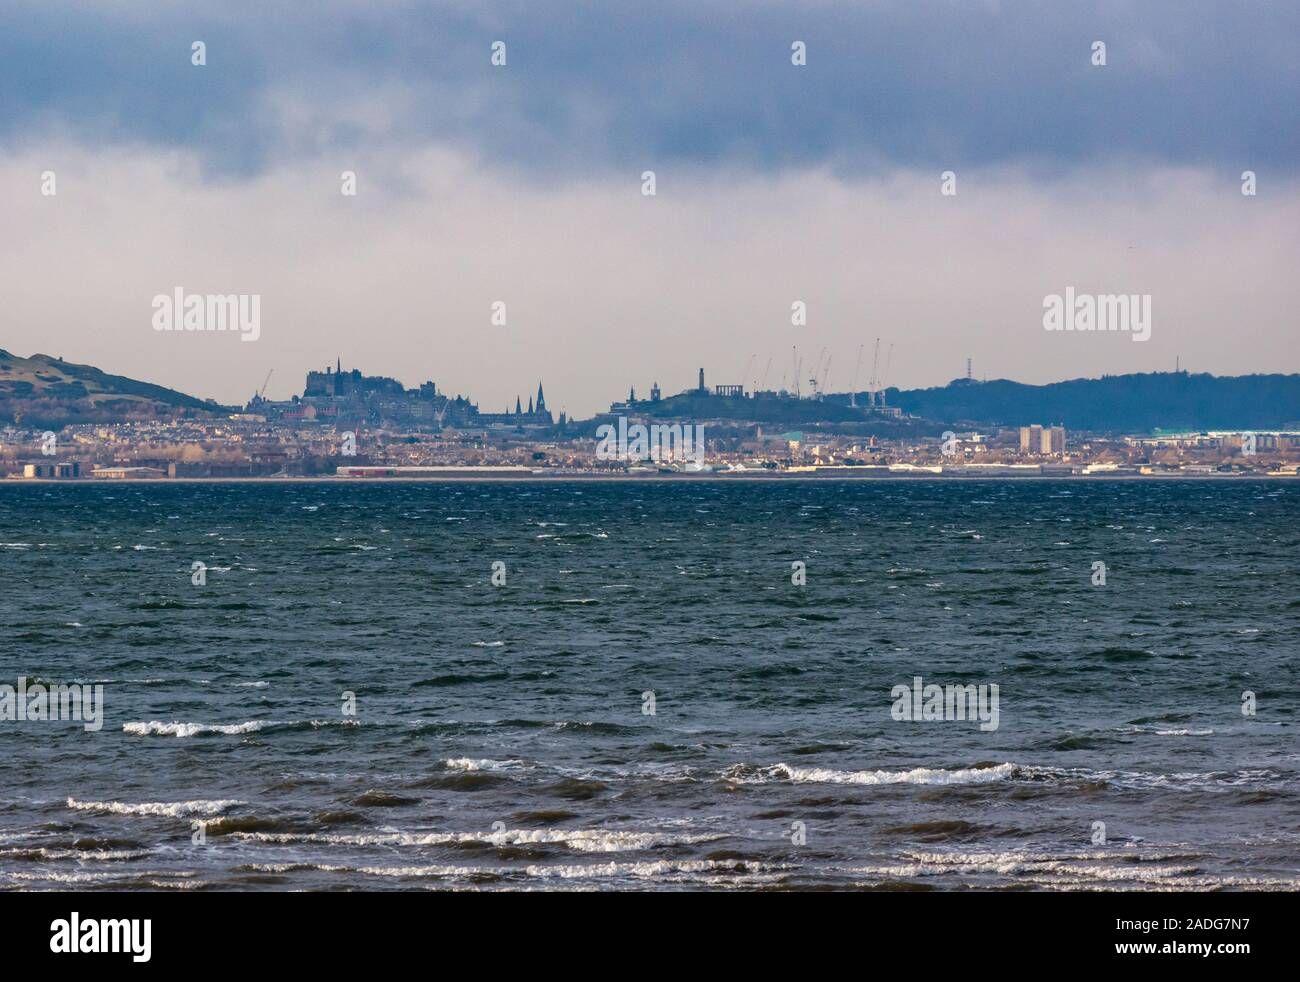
(1, 479, 1296, 891)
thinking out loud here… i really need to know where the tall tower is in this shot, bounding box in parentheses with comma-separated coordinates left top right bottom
(515, 395, 522, 414)
(536, 382, 546, 413)
(698, 367, 706, 393)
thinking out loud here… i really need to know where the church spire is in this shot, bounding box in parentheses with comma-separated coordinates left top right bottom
(536, 382, 546, 412)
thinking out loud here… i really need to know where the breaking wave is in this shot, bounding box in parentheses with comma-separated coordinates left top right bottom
(724, 762, 1020, 786)
(67, 797, 244, 817)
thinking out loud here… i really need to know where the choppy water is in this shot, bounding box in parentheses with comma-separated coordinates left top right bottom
(1, 480, 1296, 891)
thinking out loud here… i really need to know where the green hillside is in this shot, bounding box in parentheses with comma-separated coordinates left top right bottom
(0, 349, 232, 427)
(872, 372, 1300, 432)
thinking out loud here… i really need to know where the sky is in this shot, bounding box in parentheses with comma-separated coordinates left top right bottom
(1, 0, 1297, 417)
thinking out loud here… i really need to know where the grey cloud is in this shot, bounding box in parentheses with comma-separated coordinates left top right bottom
(1, 1, 1296, 180)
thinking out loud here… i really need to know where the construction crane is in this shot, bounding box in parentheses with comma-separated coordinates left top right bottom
(850, 344, 864, 407)
(807, 346, 827, 398)
(821, 354, 833, 399)
(869, 338, 881, 406)
(881, 343, 894, 403)
(258, 369, 273, 399)
(739, 354, 756, 393)
(759, 357, 773, 392)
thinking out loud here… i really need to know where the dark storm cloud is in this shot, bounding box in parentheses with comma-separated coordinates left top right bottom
(1, 0, 1296, 178)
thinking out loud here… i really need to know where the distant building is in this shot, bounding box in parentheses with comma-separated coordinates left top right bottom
(92, 466, 165, 479)
(305, 359, 403, 399)
(1020, 424, 1065, 455)
(1019, 425, 1042, 453)
(247, 359, 515, 431)
(169, 461, 265, 478)
(611, 381, 664, 414)
(476, 383, 554, 428)
(19, 462, 81, 479)
(337, 465, 534, 477)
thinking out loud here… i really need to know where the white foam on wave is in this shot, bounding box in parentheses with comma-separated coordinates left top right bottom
(3, 870, 132, 884)
(1029, 765, 1281, 790)
(892, 850, 1212, 885)
(2, 846, 153, 861)
(67, 797, 244, 817)
(122, 719, 359, 737)
(330, 863, 487, 878)
(729, 762, 1020, 786)
(522, 859, 755, 879)
(443, 757, 525, 772)
(240, 859, 772, 885)
(4, 871, 204, 890)
(233, 827, 723, 853)
(123, 720, 267, 737)
(1119, 725, 1215, 737)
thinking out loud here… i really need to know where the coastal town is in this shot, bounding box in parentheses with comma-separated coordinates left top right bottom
(3, 359, 1298, 480)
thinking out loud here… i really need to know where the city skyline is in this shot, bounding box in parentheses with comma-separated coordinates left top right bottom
(10, 338, 1300, 418)
(2, 340, 1300, 431)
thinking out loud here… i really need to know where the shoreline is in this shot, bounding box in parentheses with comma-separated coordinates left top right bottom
(2, 472, 1295, 485)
